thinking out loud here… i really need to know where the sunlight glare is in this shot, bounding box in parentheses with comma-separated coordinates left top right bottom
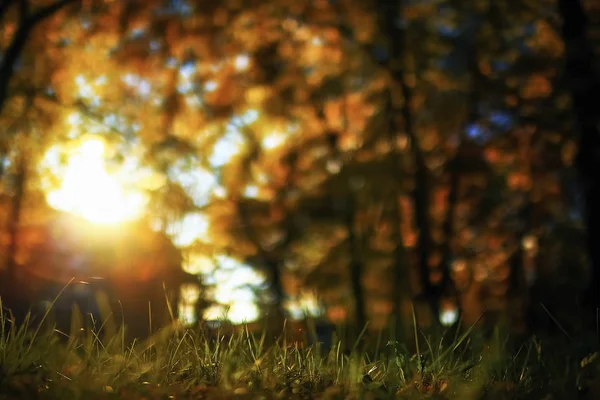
(234, 54, 250, 71)
(202, 303, 259, 324)
(168, 161, 218, 207)
(228, 303, 259, 324)
(204, 304, 227, 321)
(213, 185, 227, 198)
(214, 286, 255, 304)
(166, 212, 209, 247)
(204, 80, 218, 92)
(67, 113, 82, 125)
(180, 283, 201, 303)
(286, 292, 324, 320)
(239, 108, 259, 124)
(215, 255, 244, 270)
(209, 126, 245, 167)
(183, 252, 215, 274)
(244, 185, 259, 198)
(45, 138, 147, 225)
(178, 303, 197, 325)
(197, 259, 266, 324)
(262, 131, 287, 150)
(178, 283, 201, 326)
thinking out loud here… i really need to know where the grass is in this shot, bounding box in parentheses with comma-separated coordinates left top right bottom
(0, 297, 596, 399)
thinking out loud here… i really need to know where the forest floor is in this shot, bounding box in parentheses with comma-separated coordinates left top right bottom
(0, 303, 598, 400)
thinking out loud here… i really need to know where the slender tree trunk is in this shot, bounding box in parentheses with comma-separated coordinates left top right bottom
(345, 194, 367, 331)
(509, 200, 532, 331)
(441, 20, 482, 322)
(0, 91, 34, 311)
(390, 198, 409, 322)
(375, 0, 440, 320)
(557, 0, 600, 313)
(264, 258, 286, 323)
(386, 91, 411, 331)
(237, 202, 287, 324)
(234, 148, 302, 327)
(5, 157, 26, 281)
(439, 150, 460, 292)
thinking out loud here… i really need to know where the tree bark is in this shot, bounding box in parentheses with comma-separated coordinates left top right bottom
(557, 0, 600, 313)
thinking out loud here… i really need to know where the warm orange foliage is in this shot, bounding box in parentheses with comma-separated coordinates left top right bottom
(0, 0, 586, 332)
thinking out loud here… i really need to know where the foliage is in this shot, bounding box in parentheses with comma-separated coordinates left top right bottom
(0, 0, 594, 332)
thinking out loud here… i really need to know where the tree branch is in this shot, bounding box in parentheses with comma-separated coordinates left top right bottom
(30, 0, 77, 25)
(0, 0, 80, 116)
(17, 0, 29, 24)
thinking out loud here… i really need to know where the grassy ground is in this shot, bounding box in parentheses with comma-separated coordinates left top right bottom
(0, 300, 597, 400)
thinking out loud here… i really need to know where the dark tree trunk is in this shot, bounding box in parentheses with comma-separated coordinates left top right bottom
(345, 194, 367, 331)
(385, 91, 411, 330)
(0, 0, 78, 116)
(390, 199, 409, 324)
(557, 0, 600, 313)
(509, 201, 533, 324)
(375, 0, 440, 320)
(237, 202, 287, 324)
(234, 148, 302, 326)
(439, 146, 460, 296)
(264, 258, 286, 323)
(4, 157, 26, 281)
(437, 17, 484, 322)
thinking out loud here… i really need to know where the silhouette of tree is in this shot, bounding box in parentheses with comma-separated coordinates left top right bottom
(558, 0, 600, 313)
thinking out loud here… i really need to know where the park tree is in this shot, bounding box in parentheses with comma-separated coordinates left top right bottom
(0, 0, 205, 331)
(359, 0, 586, 331)
(1, 0, 75, 278)
(0, 0, 593, 335)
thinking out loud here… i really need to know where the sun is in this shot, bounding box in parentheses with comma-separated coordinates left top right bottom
(44, 137, 148, 225)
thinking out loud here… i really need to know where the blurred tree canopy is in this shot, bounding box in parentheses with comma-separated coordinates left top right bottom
(0, 0, 597, 335)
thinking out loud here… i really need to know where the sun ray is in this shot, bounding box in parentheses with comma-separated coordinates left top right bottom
(44, 137, 147, 225)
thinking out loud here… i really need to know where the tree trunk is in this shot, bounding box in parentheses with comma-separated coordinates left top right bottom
(264, 258, 286, 324)
(344, 194, 367, 331)
(509, 200, 533, 332)
(386, 91, 412, 333)
(557, 0, 600, 313)
(441, 17, 483, 324)
(4, 157, 26, 281)
(237, 202, 287, 324)
(375, 0, 440, 321)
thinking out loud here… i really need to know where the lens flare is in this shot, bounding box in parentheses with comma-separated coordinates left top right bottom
(44, 138, 147, 225)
